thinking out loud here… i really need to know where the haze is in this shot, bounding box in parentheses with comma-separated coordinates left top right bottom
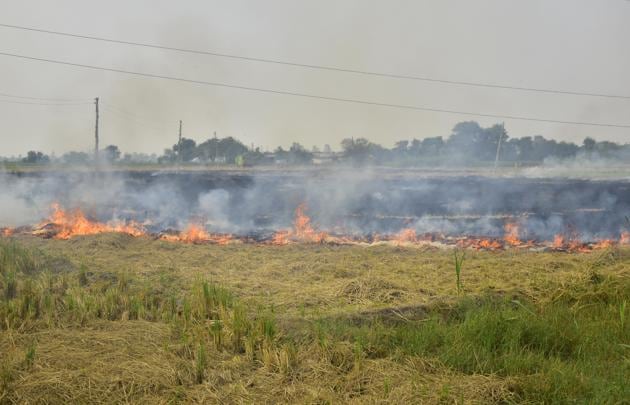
(0, 0, 628, 156)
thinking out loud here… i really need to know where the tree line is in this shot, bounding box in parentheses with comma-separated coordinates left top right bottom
(8, 121, 630, 166)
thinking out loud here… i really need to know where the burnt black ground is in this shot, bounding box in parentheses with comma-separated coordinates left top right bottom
(4, 170, 630, 240)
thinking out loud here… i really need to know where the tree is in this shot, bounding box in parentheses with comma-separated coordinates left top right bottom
(173, 138, 197, 162)
(421, 137, 444, 155)
(341, 138, 388, 165)
(197, 136, 249, 163)
(341, 138, 371, 165)
(583, 137, 596, 155)
(103, 145, 121, 161)
(22, 151, 49, 164)
(514, 136, 534, 161)
(287, 142, 313, 164)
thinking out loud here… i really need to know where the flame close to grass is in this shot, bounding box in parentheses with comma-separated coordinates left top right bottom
(272, 203, 327, 244)
(160, 224, 233, 245)
(293, 203, 327, 243)
(47, 203, 145, 239)
(3, 202, 629, 252)
(393, 228, 417, 245)
(503, 222, 522, 246)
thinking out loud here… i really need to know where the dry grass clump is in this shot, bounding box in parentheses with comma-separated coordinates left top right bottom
(338, 276, 407, 304)
(1, 322, 180, 403)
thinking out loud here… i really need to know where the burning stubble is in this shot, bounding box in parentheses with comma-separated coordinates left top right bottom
(1, 170, 629, 252)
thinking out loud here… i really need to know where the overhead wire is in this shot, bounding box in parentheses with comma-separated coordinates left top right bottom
(0, 51, 628, 129)
(0, 22, 628, 100)
(0, 90, 88, 102)
(0, 97, 91, 106)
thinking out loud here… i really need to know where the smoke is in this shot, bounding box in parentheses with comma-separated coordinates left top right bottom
(523, 154, 630, 179)
(0, 169, 628, 241)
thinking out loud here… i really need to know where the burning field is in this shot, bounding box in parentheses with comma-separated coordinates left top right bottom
(1, 170, 630, 252)
(6, 200, 629, 253)
(1, 170, 629, 403)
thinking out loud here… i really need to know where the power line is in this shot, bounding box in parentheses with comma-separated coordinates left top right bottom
(1, 22, 628, 101)
(101, 102, 173, 126)
(1, 50, 629, 129)
(101, 105, 168, 131)
(0, 97, 91, 106)
(0, 90, 87, 102)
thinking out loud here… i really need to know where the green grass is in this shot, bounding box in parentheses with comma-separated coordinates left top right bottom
(307, 282, 629, 403)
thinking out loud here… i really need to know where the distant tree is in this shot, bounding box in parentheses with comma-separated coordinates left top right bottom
(514, 136, 534, 161)
(445, 122, 508, 162)
(158, 148, 177, 164)
(238, 147, 273, 166)
(341, 138, 371, 165)
(582, 137, 596, 157)
(553, 141, 579, 159)
(197, 136, 248, 163)
(394, 140, 409, 152)
(421, 136, 445, 156)
(595, 141, 621, 158)
(409, 139, 422, 155)
(103, 145, 121, 161)
(219, 137, 249, 163)
(22, 151, 50, 164)
(341, 138, 388, 165)
(287, 142, 313, 164)
(120, 153, 158, 164)
(172, 138, 197, 162)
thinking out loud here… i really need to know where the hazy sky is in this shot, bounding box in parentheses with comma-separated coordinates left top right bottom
(0, 0, 629, 156)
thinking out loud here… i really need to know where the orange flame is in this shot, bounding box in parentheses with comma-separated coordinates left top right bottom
(477, 239, 502, 250)
(271, 230, 290, 245)
(393, 228, 417, 245)
(293, 203, 327, 242)
(503, 222, 521, 246)
(552, 234, 565, 248)
(271, 203, 327, 244)
(26, 203, 630, 250)
(591, 239, 614, 250)
(160, 223, 233, 244)
(47, 203, 145, 239)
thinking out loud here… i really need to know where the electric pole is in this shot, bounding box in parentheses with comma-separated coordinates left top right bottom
(178, 120, 183, 166)
(94, 97, 99, 160)
(214, 131, 218, 164)
(493, 122, 505, 173)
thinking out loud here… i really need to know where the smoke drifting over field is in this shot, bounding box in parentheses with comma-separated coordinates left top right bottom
(1, 170, 629, 244)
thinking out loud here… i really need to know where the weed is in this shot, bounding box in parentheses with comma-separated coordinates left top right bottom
(620, 300, 627, 331)
(194, 343, 207, 384)
(24, 343, 36, 369)
(3, 272, 17, 301)
(453, 250, 465, 294)
(78, 264, 88, 286)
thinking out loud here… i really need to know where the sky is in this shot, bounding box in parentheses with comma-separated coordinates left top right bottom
(0, 0, 628, 156)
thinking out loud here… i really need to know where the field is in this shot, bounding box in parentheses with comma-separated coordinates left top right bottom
(1, 234, 628, 404)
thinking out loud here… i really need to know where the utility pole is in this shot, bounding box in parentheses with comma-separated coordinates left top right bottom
(178, 120, 183, 167)
(94, 97, 99, 161)
(213, 131, 218, 164)
(493, 122, 505, 173)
